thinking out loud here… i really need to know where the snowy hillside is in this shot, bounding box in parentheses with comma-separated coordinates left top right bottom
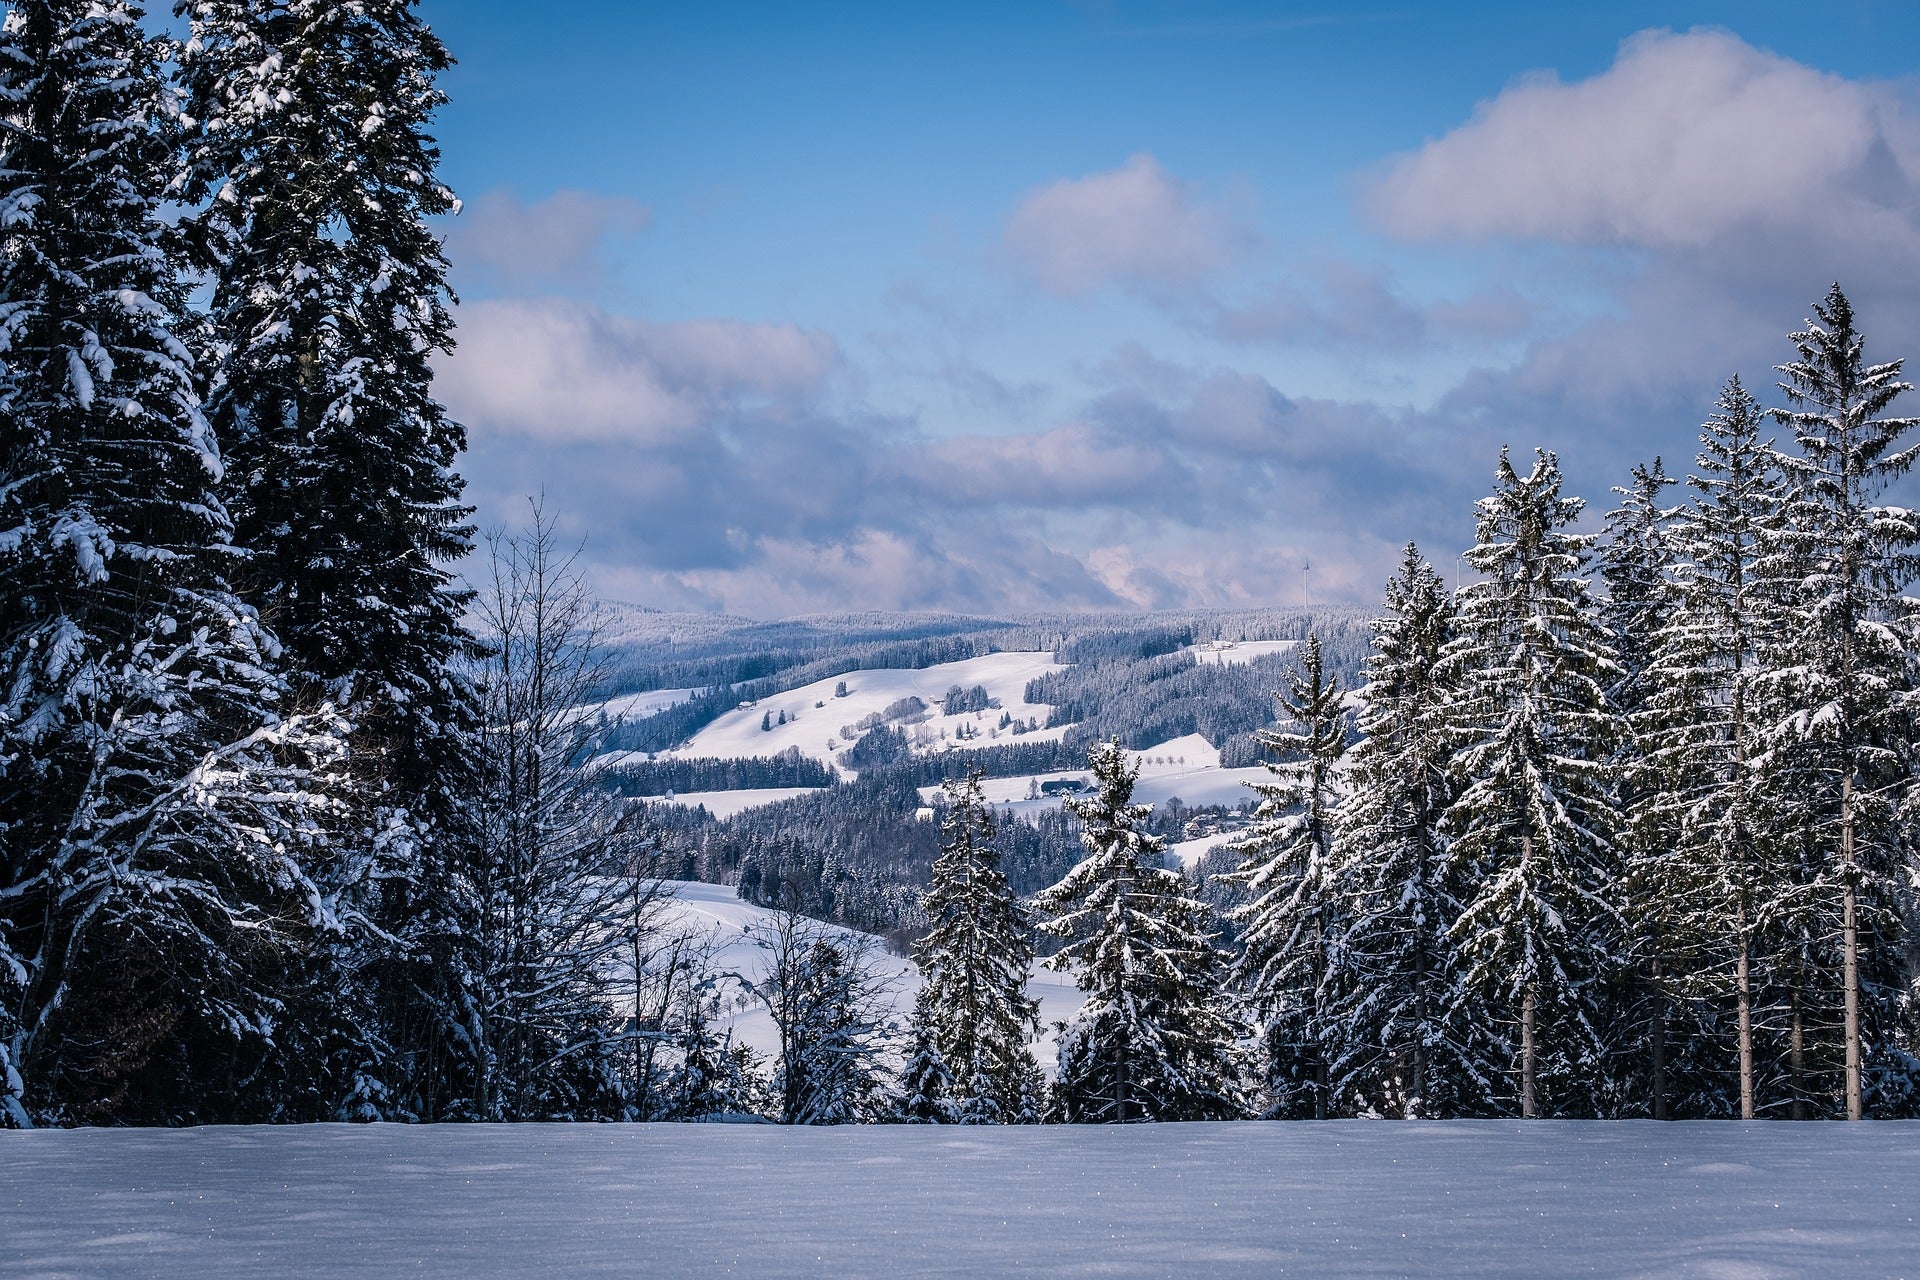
(9, 1122, 1915, 1278)
(665, 650, 1066, 777)
(918, 732, 1270, 821)
(1187, 638, 1298, 666)
(657, 881, 1085, 1069)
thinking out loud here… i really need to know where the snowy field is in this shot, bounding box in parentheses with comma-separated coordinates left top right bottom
(652, 651, 1068, 778)
(1186, 638, 1299, 666)
(3, 1122, 1914, 1279)
(918, 732, 1269, 822)
(583, 686, 706, 722)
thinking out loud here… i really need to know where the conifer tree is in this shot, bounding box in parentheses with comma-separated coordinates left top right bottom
(1441, 449, 1624, 1118)
(1321, 547, 1495, 1117)
(1761, 285, 1920, 1119)
(1218, 634, 1347, 1117)
(0, 0, 342, 1125)
(176, 0, 480, 1117)
(1641, 378, 1790, 1118)
(910, 768, 1040, 1122)
(1600, 458, 1705, 1118)
(897, 990, 956, 1123)
(1039, 741, 1243, 1122)
(750, 907, 891, 1125)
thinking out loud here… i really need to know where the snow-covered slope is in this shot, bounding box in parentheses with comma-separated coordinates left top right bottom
(1186, 638, 1298, 666)
(661, 651, 1067, 778)
(583, 686, 705, 722)
(919, 733, 1270, 820)
(10, 1122, 1915, 1278)
(657, 881, 1085, 1069)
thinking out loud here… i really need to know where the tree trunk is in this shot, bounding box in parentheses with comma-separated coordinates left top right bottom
(1650, 958, 1668, 1121)
(1841, 774, 1862, 1122)
(1736, 933, 1754, 1121)
(1790, 989, 1806, 1121)
(1520, 988, 1537, 1119)
(1409, 940, 1428, 1121)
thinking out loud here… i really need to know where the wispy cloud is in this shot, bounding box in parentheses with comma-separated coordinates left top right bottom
(446, 188, 651, 294)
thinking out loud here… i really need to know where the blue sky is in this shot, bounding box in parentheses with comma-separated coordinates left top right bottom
(417, 1, 1920, 616)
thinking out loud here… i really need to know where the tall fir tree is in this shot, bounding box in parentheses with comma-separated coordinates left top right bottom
(1218, 633, 1347, 1118)
(0, 0, 343, 1126)
(1599, 457, 1711, 1118)
(1321, 546, 1498, 1117)
(1760, 285, 1920, 1119)
(175, 0, 480, 1118)
(1440, 448, 1624, 1118)
(1040, 741, 1243, 1123)
(1641, 378, 1792, 1118)
(907, 768, 1040, 1123)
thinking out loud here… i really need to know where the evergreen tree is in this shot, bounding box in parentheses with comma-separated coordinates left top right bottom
(1321, 546, 1496, 1117)
(750, 907, 891, 1125)
(1218, 634, 1347, 1117)
(1641, 378, 1791, 1118)
(1600, 458, 1710, 1118)
(1039, 741, 1243, 1122)
(897, 990, 956, 1123)
(0, 0, 342, 1126)
(1761, 285, 1920, 1119)
(910, 768, 1040, 1122)
(663, 985, 765, 1121)
(176, 0, 480, 1119)
(1440, 448, 1624, 1118)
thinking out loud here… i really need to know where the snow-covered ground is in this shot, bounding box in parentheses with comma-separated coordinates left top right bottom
(6, 1121, 1914, 1278)
(1169, 830, 1238, 867)
(656, 881, 1085, 1070)
(582, 686, 705, 722)
(1187, 638, 1298, 666)
(657, 651, 1066, 779)
(627, 786, 824, 819)
(920, 733, 1268, 821)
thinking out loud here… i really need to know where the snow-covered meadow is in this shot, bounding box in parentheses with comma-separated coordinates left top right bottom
(662, 650, 1068, 777)
(4, 1121, 1914, 1278)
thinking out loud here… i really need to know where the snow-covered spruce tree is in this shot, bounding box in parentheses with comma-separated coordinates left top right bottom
(897, 989, 957, 1123)
(467, 502, 639, 1121)
(1320, 546, 1498, 1118)
(1760, 285, 1920, 1120)
(907, 768, 1040, 1122)
(0, 0, 345, 1126)
(1040, 740, 1243, 1123)
(1640, 378, 1793, 1119)
(660, 975, 767, 1122)
(175, 0, 480, 1118)
(1217, 634, 1347, 1118)
(1600, 457, 1721, 1118)
(1440, 448, 1625, 1119)
(750, 906, 892, 1125)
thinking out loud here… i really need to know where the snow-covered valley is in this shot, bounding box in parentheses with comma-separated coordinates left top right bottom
(5, 1121, 1914, 1278)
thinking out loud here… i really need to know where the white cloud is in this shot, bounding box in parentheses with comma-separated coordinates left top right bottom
(1366, 28, 1920, 254)
(447, 188, 651, 292)
(439, 298, 840, 445)
(1002, 154, 1253, 296)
